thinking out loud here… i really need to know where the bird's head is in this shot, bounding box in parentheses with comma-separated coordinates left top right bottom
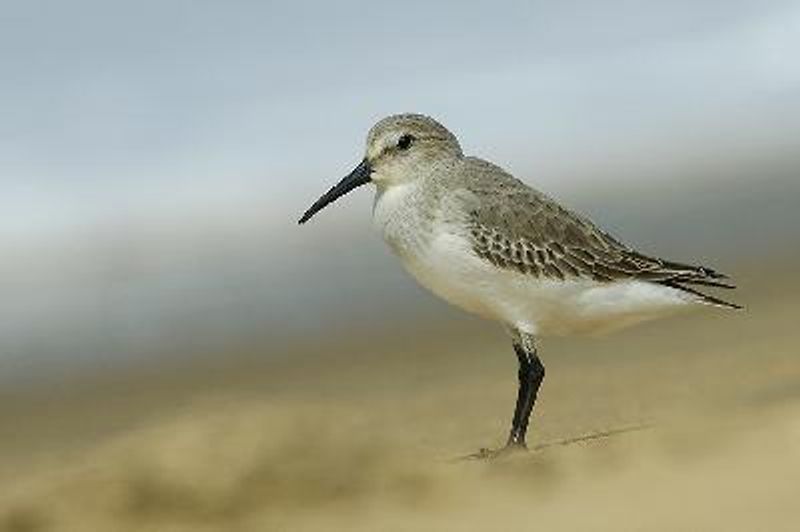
(298, 114, 462, 224)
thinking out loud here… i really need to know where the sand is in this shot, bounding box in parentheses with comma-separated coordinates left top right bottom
(1, 263, 798, 531)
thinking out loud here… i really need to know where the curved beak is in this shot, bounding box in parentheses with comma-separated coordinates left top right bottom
(298, 159, 372, 224)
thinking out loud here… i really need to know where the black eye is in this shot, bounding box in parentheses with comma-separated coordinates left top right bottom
(397, 134, 415, 151)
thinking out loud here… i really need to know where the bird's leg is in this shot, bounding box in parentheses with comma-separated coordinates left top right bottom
(507, 339, 545, 448)
(465, 334, 545, 460)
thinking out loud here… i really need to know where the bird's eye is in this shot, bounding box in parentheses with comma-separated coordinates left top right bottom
(397, 134, 415, 151)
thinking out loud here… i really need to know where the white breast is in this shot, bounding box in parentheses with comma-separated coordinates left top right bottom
(373, 186, 692, 337)
(372, 182, 429, 258)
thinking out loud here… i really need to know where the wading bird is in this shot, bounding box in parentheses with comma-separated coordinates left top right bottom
(299, 114, 739, 457)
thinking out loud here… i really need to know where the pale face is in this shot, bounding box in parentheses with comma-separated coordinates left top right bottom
(366, 129, 429, 187)
(366, 115, 463, 188)
(299, 113, 461, 224)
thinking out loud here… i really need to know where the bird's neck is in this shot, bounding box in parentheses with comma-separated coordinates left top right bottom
(372, 179, 437, 259)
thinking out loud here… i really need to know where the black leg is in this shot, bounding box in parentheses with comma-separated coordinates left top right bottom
(507, 341, 545, 448)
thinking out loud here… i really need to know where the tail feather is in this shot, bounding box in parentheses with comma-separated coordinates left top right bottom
(615, 250, 740, 309)
(638, 255, 740, 308)
(660, 279, 742, 310)
(672, 277, 737, 290)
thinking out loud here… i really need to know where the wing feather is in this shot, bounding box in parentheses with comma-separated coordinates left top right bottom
(459, 159, 739, 308)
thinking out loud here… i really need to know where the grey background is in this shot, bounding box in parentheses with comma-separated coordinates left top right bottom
(1, 1, 798, 382)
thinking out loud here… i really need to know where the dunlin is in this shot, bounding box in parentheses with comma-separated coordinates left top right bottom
(299, 114, 739, 457)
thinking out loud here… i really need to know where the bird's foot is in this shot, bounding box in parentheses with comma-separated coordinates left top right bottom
(461, 441, 529, 461)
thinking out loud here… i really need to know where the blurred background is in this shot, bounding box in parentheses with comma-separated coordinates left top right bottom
(1, 1, 799, 530)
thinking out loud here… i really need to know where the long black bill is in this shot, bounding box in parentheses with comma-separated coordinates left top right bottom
(298, 159, 372, 224)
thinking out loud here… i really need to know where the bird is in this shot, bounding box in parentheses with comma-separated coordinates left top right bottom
(298, 114, 739, 458)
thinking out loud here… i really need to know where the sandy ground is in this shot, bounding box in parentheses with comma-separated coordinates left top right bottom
(1, 262, 799, 531)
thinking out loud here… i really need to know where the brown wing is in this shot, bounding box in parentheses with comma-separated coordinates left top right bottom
(463, 170, 739, 308)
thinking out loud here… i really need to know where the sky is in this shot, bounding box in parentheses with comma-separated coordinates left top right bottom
(2, 1, 799, 240)
(1, 1, 799, 374)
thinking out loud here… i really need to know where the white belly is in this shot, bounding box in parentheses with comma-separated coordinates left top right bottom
(372, 184, 692, 337)
(399, 231, 692, 337)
